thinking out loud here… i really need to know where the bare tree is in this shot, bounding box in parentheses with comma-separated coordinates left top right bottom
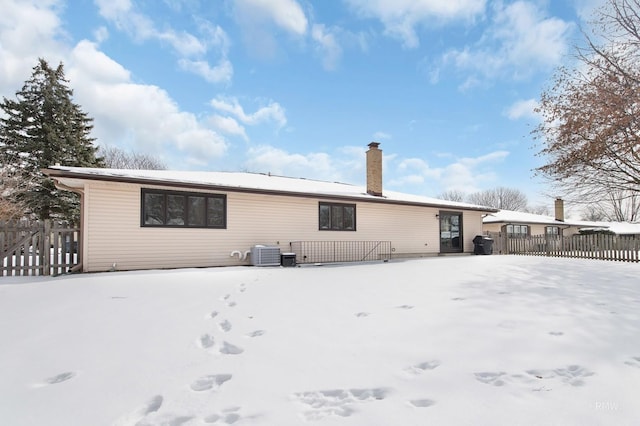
(0, 166, 32, 220)
(524, 205, 551, 216)
(467, 187, 528, 210)
(99, 145, 167, 170)
(534, 0, 640, 215)
(437, 190, 467, 202)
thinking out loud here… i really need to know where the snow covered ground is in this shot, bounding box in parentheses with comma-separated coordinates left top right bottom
(1, 256, 639, 426)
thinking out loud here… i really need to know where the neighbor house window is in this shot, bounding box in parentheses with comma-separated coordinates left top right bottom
(142, 189, 226, 228)
(546, 226, 560, 236)
(319, 202, 356, 231)
(506, 224, 528, 238)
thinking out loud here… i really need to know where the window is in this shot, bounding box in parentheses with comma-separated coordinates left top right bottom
(141, 189, 226, 228)
(319, 202, 356, 231)
(546, 226, 560, 236)
(506, 224, 528, 238)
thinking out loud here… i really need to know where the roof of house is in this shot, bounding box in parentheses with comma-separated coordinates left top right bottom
(579, 221, 640, 235)
(482, 209, 599, 228)
(44, 166, 499, 213)
(483, 209, 640, 234)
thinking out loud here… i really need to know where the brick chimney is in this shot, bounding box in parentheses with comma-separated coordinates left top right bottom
(554, 198, 565, 222)
(366, 142, 383, 196)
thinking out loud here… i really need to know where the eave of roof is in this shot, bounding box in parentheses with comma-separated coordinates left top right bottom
(43, 166, 498, 213)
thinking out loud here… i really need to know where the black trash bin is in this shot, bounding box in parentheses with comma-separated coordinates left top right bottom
(473, 235, 493, 255)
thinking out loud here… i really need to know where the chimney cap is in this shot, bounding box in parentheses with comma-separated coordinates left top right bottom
(368, 142, 380, 149)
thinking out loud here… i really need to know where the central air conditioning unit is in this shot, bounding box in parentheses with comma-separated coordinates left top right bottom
(250, 245, 281, 266)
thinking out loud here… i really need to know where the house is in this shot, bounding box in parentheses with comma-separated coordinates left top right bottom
(43, 143, 497, 273)
(482, 199, 599, 238)
(577, 221, 640, 238)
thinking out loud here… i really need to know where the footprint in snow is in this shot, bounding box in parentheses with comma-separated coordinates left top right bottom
(190, 374, 232, 392)
(293, 388, 389, 421)
(526, 365, 594, 387)
(198, 334, 215, 349)
(45, 371, 76, 385)
(227, 301, 237, 307)
(474, 371, 508, 386)
(624, 356, 640, 368)
(355, 312, 370, 317)
(142, 395, 164, 414)
(207, 310, 219, 319)
(405, 360, 440, 375)
(112, 394, 163, 426)
(396, 304, 414, 310)
(549, 331, 564, 336)
(219, 320, 232, 332)
(204, 406, 245, 424)
(246, 330, 266, 338)
(220, 341, 244, 355)
(408, 399, 436, 408)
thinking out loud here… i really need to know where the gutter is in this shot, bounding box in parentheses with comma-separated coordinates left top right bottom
(48, 175, 85, 273)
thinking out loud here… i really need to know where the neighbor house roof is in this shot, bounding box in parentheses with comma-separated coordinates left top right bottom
(482, 209, 601, 228)
(44, 166, 498, 213)
(579, 221, 640, 235)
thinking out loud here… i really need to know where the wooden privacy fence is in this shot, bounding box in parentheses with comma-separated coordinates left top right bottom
(487, 232, 640, 263)
(290, 241, 392, 264)
(1, 220, 80, 277)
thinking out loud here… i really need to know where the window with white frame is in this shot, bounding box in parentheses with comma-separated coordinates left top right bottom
(506, 224, 528, 238)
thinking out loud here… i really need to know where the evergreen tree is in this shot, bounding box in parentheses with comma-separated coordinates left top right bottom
(0, 58, 104, 222)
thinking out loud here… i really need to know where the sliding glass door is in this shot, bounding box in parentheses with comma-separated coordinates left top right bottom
(440, 212, 463, 253)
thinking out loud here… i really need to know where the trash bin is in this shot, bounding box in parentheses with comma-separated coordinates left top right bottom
(473, 235, 493, 255)
(281, 253, 297, 267)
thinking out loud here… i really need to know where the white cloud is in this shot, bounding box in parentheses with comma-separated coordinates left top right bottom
(67, 41, 227, 164)
(241, 145, 367, 184)
(506, 98, 539, 120)
(372, 131, 392, 140)
(232, 0, 308, 59)
(439, 1, 574, 85)
(95, 0, 231, 83)
(345, 0, 487, 48)
(178, 58, 233, 84)
(389, 150, 508, 194)
(211, 96, 287, 128)
(210, 115, 248, 140)
(0, 0, 66, 95)
(311, 24, 343, 71)
(244, 146, 334, 178)
(234, 0, 308, 35)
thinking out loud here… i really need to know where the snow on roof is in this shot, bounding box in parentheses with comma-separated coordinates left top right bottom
(483, 209, 640, 234)
(45, 166, 497, 212)
(483, 209, 600, 228)
(579, 221, 640, 235)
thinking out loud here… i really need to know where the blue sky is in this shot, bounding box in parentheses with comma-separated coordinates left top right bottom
(0, 0, 603, 210)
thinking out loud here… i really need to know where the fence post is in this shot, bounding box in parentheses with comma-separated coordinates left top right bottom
(42, 220, 51, 276)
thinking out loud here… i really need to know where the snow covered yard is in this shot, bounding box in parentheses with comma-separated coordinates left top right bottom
(0, 256, 639, 426)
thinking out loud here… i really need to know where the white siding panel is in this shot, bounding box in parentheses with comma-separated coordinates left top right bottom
(83, 182, 484, 272)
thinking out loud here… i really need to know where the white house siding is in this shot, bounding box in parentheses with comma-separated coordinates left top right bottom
(82, 181, 484, 272)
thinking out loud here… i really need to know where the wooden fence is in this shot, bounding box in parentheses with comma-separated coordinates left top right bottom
(1, 220, 80, 277)
(486, 232, 640, 263)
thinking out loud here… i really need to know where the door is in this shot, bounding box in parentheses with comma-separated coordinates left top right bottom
(440, 212, 463, 253)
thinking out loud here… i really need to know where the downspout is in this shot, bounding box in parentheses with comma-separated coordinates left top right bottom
(51, 179, 85, 273)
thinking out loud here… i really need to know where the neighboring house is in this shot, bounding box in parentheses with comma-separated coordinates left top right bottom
(43, 143, 497, 273)
(482, 199, 600, 238)
(578, 221, 640, 237)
